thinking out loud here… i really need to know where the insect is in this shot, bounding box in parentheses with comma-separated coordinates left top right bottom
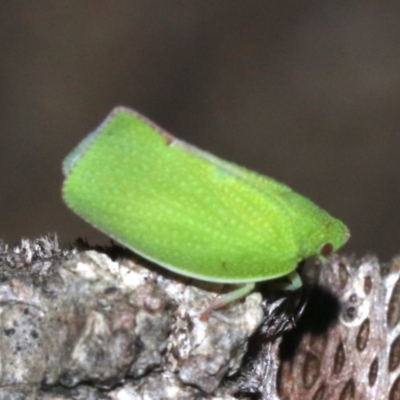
(62, 107, 350, 311)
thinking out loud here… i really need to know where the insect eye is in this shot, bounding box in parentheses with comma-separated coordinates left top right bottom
(320, 242, 333, 257)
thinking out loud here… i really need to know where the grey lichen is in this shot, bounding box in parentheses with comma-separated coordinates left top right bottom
(0, 235, 287, 399)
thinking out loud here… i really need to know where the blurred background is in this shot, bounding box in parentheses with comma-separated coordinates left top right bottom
(0, 1, 399, 260)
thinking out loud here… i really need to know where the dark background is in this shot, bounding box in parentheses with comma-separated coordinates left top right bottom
(0, 1, 399, 260)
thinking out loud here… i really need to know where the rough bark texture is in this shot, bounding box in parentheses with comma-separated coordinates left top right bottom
(0, 235, 397, 399)
(238, 254, 400, 400)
